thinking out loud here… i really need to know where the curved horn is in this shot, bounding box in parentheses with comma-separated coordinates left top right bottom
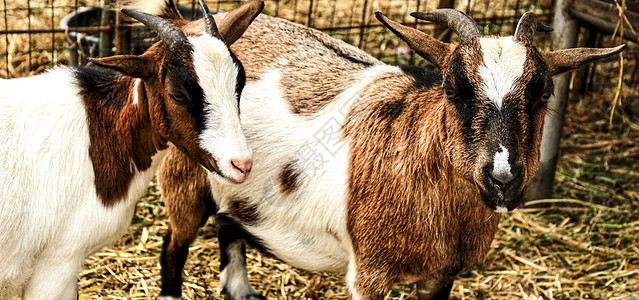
(514, 12, 553, 41)
(411, 9, 481, 40)
(198, 0, 223, 39)
(121, 9, 187, 50)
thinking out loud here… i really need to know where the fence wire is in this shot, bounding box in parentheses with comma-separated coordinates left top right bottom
(1, 0, 555, 78)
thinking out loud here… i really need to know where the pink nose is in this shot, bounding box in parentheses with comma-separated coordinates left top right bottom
(230, 158, 253, 175)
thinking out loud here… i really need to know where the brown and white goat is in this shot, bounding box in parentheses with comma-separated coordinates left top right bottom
(156, 7, 624, 299)
(0, 1, 262, 298)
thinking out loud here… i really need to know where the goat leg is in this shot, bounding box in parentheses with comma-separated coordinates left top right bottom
(216, 213, 265, 300)
(159, 148, 215, 299)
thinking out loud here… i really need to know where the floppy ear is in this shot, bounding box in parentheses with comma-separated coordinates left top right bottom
(543, 44, 626, 75)
(375, 12, 454, 70)
(90, 54, 155, 79)
(216, 0, 264, 46)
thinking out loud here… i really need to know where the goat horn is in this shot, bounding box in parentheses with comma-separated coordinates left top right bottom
(198, 0, 223, 40)
(514, 12, 553, 41)
(411, 9, 481, 41)
(121, 9, 187, 50)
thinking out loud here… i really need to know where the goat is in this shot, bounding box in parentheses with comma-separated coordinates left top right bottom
(0, 1, 263, 298)
(156, 6, 625, 300)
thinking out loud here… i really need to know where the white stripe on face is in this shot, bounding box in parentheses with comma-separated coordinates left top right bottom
(190, 35, 252, 182)
(492, 144, 512, 181)
(478, 37, 527, 109)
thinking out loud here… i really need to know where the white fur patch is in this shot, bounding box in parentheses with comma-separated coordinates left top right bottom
(119, 0, 168, 16)
(346, 257, 362, 300)
(219, 243, 260, 299)
(478, 37, 527, 109)
(190, 35, 252, 184)
(496, 206, 508, 213)
(212, 67, 351, 272)
(492, 144, 512, 182)
(417, 288, 432, 295)
(209, 65, 402, 276)
(131, 78, 140, 106)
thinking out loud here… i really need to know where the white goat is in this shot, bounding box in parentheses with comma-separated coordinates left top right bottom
(0, 1, 263, 298)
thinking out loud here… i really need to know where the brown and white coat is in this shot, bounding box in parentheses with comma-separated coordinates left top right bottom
(156, 7, 624, 300)
(0, 2, 261, 298)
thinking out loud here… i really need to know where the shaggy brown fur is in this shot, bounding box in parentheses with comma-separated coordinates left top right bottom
(160, 149, 213, 251)
(78, 67, 166, 206)
(343, 64, 500, 297)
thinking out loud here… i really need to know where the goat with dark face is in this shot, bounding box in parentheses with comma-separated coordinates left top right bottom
(379, 10, 622, 212)
(156, 7, 624, 300)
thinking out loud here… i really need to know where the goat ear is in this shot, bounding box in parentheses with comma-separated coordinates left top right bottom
(543, 45, 626, 75)
(375, 11, 454, 70)
(216, 0, 264, 46)
(90, 55, 155, 79)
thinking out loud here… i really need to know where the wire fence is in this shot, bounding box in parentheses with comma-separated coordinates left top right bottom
(0, 0, 556, 78)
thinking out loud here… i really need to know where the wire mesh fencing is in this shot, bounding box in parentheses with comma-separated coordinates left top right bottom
(1, 0, 555, 78)
(0, 0, 95, 78)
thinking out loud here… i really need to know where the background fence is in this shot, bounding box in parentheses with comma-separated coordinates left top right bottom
(1, 0, 556, 79)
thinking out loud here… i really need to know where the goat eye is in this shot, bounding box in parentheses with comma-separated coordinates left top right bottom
(445, 87, 457, 99)
(541, 91, 552, 101)
(171, 94, 188, 104)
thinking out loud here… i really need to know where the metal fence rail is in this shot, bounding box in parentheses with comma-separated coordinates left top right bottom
(1, 0, 554, 78)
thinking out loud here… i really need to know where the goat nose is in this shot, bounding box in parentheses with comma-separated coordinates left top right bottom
(490, 163, 522, 185)
(231, 158, 253, 174)
(491, 169, 514, 184)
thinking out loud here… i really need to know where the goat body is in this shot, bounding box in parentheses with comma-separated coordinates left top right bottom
(0, 1, 263, 297)
(158, 9, 625, 300)
(0, 68, 163, 298)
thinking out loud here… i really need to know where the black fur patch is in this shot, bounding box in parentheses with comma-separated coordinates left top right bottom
(445, 55, 480, 151)
(163, 45, 208, 134)
(433, 281, 454, 299)
(230, 51, 246, 110)
(279, 162, 301, 195)
(216, 215, 272, 299)
(159, 232, 189, 297)
(216, 213, 273, 261)
(399, 66, 443, 90)
(75, 66, 127, 113)
(228, 196, 260, 224)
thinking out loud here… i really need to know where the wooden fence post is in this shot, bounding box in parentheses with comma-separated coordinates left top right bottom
(99, 0, 113, 57)
(525, 0, 579, 200)
(114, 10, 131, 55)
